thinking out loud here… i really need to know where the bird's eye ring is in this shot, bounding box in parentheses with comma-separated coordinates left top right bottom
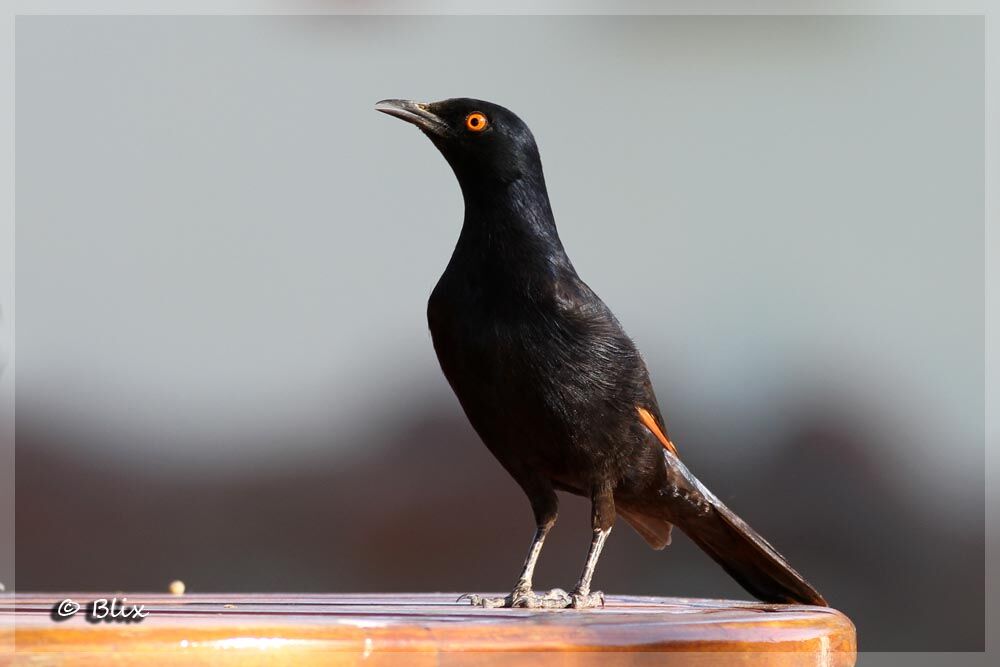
(465, 112, 488, 133)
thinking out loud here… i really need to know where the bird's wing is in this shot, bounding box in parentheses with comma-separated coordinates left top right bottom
(621, 396, 679, 549)
(637, 405, 679, 456)
(554, 278, 681, 548)
(554, 276, 680, 459)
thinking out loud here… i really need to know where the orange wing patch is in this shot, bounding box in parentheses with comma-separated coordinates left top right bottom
(637, 406, 679, 456)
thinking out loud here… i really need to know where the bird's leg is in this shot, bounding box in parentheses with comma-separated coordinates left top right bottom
(568, 528, 610, 608)
(569, 485, 615, 609)
(464, 525, 561, 608)
(514, 525, 548, 593)
(464, 485, 568, 608)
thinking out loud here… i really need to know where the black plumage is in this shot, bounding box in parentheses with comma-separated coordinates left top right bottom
(376, 97, 827, 609)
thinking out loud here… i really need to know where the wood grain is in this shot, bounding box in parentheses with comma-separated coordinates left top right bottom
(2, 593, 856, 666)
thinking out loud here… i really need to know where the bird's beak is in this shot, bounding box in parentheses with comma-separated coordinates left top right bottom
(375, 99, 448, 136)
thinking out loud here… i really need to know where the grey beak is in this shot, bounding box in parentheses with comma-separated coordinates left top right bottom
(375, 99, 448, 135)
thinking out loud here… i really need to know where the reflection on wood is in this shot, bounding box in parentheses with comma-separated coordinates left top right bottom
(3, 593, 856, 666)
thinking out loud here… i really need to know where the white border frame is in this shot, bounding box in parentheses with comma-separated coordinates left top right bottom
(1, 2, 992, 662)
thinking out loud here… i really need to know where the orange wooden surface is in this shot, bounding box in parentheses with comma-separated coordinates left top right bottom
(2, 593, 856, 666)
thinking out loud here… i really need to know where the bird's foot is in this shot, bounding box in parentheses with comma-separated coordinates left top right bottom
(569, 589, 605, 609)
(530, 588, 573, 608)
(460, 587, 571, 609)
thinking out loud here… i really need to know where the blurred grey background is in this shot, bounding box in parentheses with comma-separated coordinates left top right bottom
(14, 15, 984, 651)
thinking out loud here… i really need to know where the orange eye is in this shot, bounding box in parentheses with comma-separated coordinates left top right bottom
(465, 112, 488, 132)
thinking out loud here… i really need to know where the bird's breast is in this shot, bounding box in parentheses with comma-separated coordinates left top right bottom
(428, 266, 560, 393)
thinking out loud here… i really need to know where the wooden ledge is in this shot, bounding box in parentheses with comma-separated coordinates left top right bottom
(3, 593, 856, 666)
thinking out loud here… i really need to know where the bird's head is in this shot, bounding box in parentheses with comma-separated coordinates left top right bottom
(375, 98, 543, 190)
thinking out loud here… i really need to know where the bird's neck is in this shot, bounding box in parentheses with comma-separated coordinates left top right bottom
(456, 172, 572, 272)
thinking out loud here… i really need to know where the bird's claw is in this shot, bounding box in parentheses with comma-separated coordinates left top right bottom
(461, 587, 571, 609)
(463, 593, 508, 608)
(569, 590, 605, 609)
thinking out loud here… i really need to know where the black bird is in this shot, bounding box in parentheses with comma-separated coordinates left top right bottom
(375, 97, 827, 609)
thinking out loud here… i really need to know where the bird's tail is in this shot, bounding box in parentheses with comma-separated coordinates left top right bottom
(658, 450, 828, 607)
